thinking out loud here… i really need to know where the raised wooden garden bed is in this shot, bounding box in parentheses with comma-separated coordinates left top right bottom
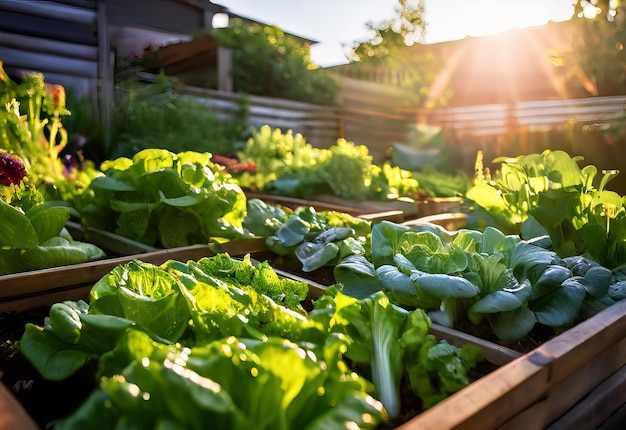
(0, 238, 268, 313)
(0, 259, 516, 429)
(398, 297, 626, 429)
(245, 191, 407, 222)
(414, 196, 464, 218)
(1, 247, 625, 428)
(403, 212, 468, 232)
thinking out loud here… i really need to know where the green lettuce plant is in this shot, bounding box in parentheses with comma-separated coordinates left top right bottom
(0, 154, 105, 274)
(78, 149, 250, 247)
(236, 125, 420, 201)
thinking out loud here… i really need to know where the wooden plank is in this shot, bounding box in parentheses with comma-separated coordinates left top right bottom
(397, 357, 550, 430)
(398, 298, 626, 429)
(245, 192, 387, 216)
(0, 286, 92, 313)
(553, 364, 626, 429)
(0, 239, 268, 303)
(65, 221, 159, 255)
(500, 337, 626, 429)
(0, 382, 38, 430)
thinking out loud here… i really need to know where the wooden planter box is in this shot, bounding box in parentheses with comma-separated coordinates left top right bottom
(247, 191, 416, 220)
(248, 247, 626, 428)
(2, 249, 625, 428)
(398, 297, 626, 429)
(0, 260, 518, 429)
(414, 197, 464, 218)
(403, 212, 468, 232)
(0, 238, 268, 313)
(65, 220, 159, 256)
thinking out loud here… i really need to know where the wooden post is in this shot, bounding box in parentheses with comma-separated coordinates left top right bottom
(217, 46, 233, 92)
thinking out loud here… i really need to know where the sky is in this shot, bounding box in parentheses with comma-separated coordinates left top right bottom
(216, 0, 576, 67)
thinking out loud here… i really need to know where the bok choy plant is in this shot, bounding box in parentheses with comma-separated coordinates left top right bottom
(244, 198, 371, 272)
(335, 220, 620, 341)
(466, 149, 626, 269)
(321, 288, 482, 418)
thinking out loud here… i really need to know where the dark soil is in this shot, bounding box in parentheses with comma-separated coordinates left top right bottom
(0, 307, 97, 429)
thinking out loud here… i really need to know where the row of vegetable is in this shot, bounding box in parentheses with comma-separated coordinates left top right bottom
(17, 254, 482, 428)
(2, 68, 626, 428)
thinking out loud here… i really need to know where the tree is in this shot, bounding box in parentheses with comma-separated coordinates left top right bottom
(346, 0, 445, 107)
(572, 0, 626, 95)
(349, 0, 427, 64)
(211, 19, 340, 105)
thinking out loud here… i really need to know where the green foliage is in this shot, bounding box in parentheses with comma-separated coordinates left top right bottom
(346, 1, 445, 107)
(0, 162, 105, 275)
(210, 19, 340, 105)
(193, 254, 310, 313)
(350, 0, 426, 63)
(238, 125, 326, 190)
(570, 0, 626, 96)
(334, 220, 620, 341)
(412, 166, 471, 198)
(21, 254, 388, 428)
(109, 75, 250, 159)
(466, 149, 626, 268)
(243, 199, 371, 272)
(78, 149, 250, 247)
(237, 125, 420, 201)
(318, 138, 372, 200)
(0, 61, 70, 186)
(326, 289, 482, 415)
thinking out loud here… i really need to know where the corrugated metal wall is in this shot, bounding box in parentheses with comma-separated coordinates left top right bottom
(0, 0, 111, 117)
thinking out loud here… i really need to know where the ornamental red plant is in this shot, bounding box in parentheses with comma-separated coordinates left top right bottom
(0, 153, 27, 186)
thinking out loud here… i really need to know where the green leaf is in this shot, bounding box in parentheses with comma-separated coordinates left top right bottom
(465, 182, 507, 214)
(371, 221, 413, 267)
(27, 204, 70, 243)
(90, 260, 190, 342)
(532, 265, 574, 299)
(0, 249, 27, 274)
(581, 265, 612, 298)
(0, 200, 38, 248)
(90, 176, 136, 191)
(334, 254, 382, 299)
(510, 241, 557, 284)
(295, 241, 339, 272)
(609, 281, 626, 301)
(416, 273, 479, 299)
(158, 190, 203, 207)
(20, 324, 99, 381)
(486, 306, 536, 341)
(273, 216, 310, 247)
(531, 278, 586, 327)
(468, 284, 530, 315)
(376, 264, 440, 309)
(21, 239, 90, 270)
